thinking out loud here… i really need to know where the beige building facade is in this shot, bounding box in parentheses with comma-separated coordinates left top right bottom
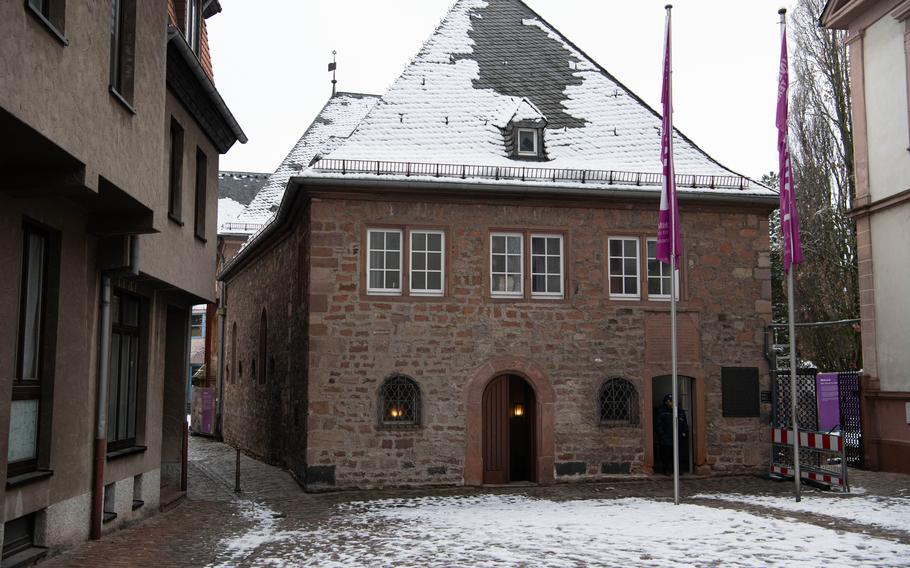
(0, 0, 244, 561)
(823, 0, 910, 473)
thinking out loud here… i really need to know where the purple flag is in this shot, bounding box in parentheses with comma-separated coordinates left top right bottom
(657, 10, 681, 269)
(776, 27, 804, 272)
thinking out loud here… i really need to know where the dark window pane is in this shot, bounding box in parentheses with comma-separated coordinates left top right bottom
(385, 271, 400, 290)
(507, 236, 521, 254)
(609, 240, 622, 257)
(386, 252, 400, 270)
(19, 231, 46, 381)
(506, 254, 521, 273)
(532, 275, 545, 293)
(412, 252, 426, 271)
(624, 259, 637, 275)
(648, 279, 661, 295)
(427, 252, 442, 271)
(506, 275, 521, 292)
(411, 272, 426, 290)
(369, 251, 384, 270)
(623, 239, 637, 257)
(519, 130, 536, 153)
(547, 238, 560, 255)
(532, 237, 545, 254)
(609, 258, 622, 275)
(492, 275, 505, 292)
(427, 272, 442, 290)
(491, 255, 505, 273)
(532, 256, 545, 274)
(624, 277, 637, 294)
(411, 232, 426, 251)
(427, 233, 442, 251)
(610, 276, 623, 295)
(370, 232, 383, 250)
(386, 231, 400, 250)
(7, 400, 39, 462)
(647, 259, 660, 276)
(369, 270, 384, 289)
(547, 275, 561, 293)
(492, 236, 505, 254)
(547, 256, 560, 274)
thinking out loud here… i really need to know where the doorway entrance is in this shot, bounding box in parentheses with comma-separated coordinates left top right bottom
(652, 375, 695, 475)
(482, 375, 536, 484)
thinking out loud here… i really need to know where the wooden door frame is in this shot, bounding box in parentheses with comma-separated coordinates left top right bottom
(465, 356, 555, 486)
(643, 368, 706, 474)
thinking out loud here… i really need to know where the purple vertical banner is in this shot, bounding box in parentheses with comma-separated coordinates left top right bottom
(201, 387, 213, 435)
(816, 373, 840, 432)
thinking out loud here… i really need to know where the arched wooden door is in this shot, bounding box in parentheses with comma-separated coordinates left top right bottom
(482, 375, 536, 484)
(482, 376, 510, 484)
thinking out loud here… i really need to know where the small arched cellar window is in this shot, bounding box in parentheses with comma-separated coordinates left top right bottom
(258, 308, 267, 385)
(599, 377, 639, 426)
(379, 374, 421, 427)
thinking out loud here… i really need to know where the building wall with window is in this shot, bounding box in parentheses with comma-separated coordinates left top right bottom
(221, 189, 774, 490)
(0, 0, 242, 559)
(823, 0, 910, 474)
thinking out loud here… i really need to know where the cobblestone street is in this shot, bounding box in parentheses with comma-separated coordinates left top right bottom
(42, 437, 910, 567)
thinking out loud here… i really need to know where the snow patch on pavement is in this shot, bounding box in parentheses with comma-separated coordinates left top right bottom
(694, 492, 910, 534)
(212, 494, 910, 567)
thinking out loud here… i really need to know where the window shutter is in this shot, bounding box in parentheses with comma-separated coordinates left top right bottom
(721, 367, 760, 417)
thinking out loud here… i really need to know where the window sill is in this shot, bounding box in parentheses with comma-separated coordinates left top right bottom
(109, 87, 137, 115)
(106, 445, 147, 461)
(366, 290, 403, 297)
(168, 213, 185, 227)
(608, 296, 641, 302)
(0, 546, 48, 568)
(25, 4, 67, 46)
(102, 511, 117, 524)
(195, 234, 208, 244)
(6, 469, 53, 489)
(132, 499, 145, 511)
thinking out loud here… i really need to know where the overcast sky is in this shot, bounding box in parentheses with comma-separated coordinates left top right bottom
(209, 0, 797, 180)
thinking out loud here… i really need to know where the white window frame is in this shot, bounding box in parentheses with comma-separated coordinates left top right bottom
(516, 128, 538, 157)
(530, 234, 564, 299)
(607, 237, 640, 300)
(409, 230, 445, 297)
(645, 238, 679, 301)
(366, 229, 403, 296)
(490, 233, 524, 298)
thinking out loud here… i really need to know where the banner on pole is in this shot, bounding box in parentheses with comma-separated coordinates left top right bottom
(656, 10, 681, 269)
(776, 27, 804, 272)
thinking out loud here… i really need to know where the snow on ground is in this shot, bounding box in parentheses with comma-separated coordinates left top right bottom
(694, 492, 910, 534)
(211, 494, 910, 567)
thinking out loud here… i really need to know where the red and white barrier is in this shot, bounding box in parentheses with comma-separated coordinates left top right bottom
(770, 428, 844, 452)
(770, 465, 844, 486)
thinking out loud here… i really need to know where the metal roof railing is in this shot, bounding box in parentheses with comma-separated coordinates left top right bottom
(311, 158, 751, 190)
(220, 222, 264, 233)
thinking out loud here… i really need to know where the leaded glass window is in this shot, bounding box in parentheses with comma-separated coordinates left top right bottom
(379, 375, 420, 427)
(599, 377, 639, 426)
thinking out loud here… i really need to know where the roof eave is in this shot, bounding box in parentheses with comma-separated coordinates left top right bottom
(166, 27, 248, 146)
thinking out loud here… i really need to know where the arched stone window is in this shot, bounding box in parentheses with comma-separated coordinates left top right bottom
(599, 377, 639, 426)
(379, 374, 421, 427)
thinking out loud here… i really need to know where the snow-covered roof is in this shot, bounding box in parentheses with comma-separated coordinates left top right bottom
(218, 171, 269, 234)
(232, 92, 380, 231)
(316, 0, 771, 196)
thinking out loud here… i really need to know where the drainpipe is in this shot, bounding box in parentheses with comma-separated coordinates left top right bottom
(216, 281, 226, 439)
(91, 236, 140, 540)
(90, 276, 112, 540)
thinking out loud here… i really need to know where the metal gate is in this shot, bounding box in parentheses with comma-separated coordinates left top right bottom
(837, 372, 864, 467)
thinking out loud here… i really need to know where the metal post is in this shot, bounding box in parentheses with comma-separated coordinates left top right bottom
(235, 447, 241, 493)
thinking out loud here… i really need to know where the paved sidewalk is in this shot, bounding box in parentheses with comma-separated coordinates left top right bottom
(42, 437, 910, 567)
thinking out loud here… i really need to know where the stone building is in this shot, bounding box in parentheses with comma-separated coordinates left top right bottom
(822, 0, 910, 474)
(219, 0, 776, 490)
(0, 0, 244, 561)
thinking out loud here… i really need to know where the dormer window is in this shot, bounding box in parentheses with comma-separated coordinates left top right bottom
(517, 128, 539, 156)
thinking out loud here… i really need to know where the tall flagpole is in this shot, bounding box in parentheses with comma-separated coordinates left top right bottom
(779, 7, 801, 503)
(665, 3, 680, 506)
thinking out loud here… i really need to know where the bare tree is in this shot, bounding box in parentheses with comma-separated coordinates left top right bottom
(780, 0, 860, 370)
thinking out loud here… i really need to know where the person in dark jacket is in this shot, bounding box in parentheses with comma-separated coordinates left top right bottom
(655, 393, 688, 475)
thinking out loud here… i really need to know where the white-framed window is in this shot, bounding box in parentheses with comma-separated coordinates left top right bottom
(490, 233, 523, 297)
(516, 128, 538, 156)
(531, 234, 563, 298)
(646, 238, 678, 300)
(608, 237, 640, 299)
(186, 0, 201, 54)
(367, 229, 402, 295)
(410, 230, 444, 296)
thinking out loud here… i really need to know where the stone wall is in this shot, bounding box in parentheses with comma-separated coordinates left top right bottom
(224, 191, 773, 490)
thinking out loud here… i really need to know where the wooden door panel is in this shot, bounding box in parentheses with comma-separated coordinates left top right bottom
(482, 375, 509, 484)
